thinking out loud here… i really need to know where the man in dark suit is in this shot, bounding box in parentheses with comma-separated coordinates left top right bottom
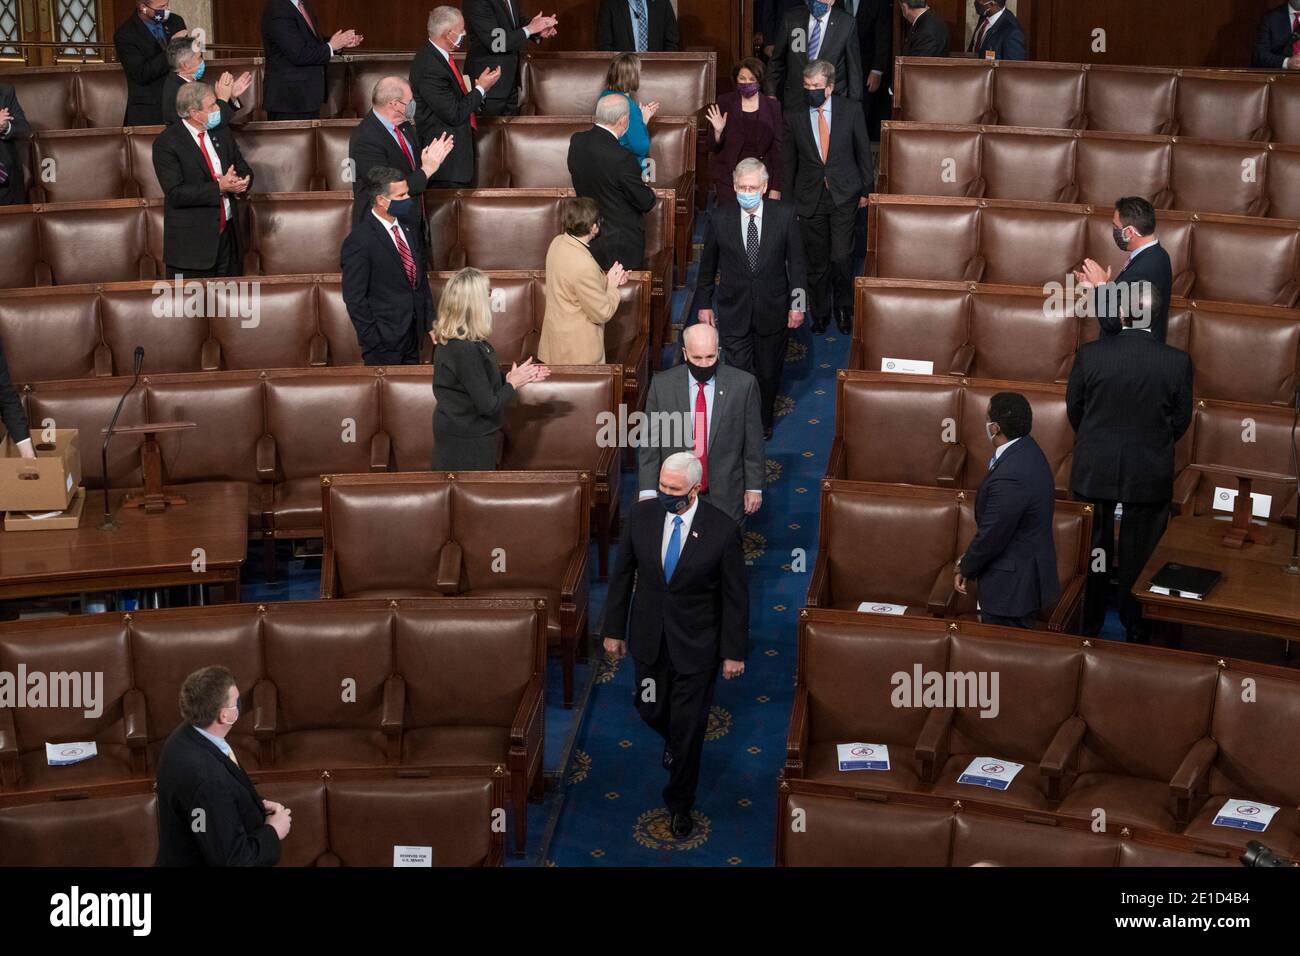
(900, 0, 949, 57)
(114, 0, 189, 126)
(781, 59, 874, 335)
(0, 341, 34, 458)
(463, 0, 558, 117)
(261, 0, 362, 120)
(1074, 196, 1173, 344)
(1253, 1, 1300, 69)
(341, 167, 436, 365)
(596, 0, 680, 52)
(768, 0, 863, 113)
(0, 83, 30, 206)
(955, 392, 1059, 629)
(1067, 311, 1194, 643)
(850, 0, 892, 137)
(411, 6, 502, 189)
(568, 94, 658, 271)
(155, 666, 289, 866)
(605, 451, 749, 840)
(152, 82, 253, 279)
(968, 0, 1026, 60)
(162, 37, 251, 128)
(696, 158, 807, 438)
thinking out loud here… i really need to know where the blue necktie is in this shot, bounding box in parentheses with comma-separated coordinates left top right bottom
(663, 515, 683, 580)
(809, 16, 823, 60)
(633, 0, 649, 53)
(988, 455, 997, 472)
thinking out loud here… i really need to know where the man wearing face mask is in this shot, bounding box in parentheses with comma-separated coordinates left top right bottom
(1073, 196, 1172, 343)
(153, 82, 254, 279)
(953, 392, 1059, 629)
(605, 452, 749, 840)
(968, 0, 1026, 60)
(114, 0, 190, 126)
(411, 6, 501, 189)
(156, 665, 289, 866)
(162, 37, 251, 128)
(696, 158, 807, 439)
(1253, 0, 1300, 69)
(768, 0, 863, 114)
(637, 323, 765, 524)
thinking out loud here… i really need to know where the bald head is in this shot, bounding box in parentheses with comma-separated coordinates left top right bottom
(595, 93, 630, 134)
(372, 76, 414, 125)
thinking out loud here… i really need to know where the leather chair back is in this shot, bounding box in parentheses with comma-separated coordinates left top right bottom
(31, 129, 132, 203)
(0, 288, 101, 382)
(0, 792, 158, 866)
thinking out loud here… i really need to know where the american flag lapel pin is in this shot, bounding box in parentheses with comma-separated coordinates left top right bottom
(691, 531, 699, 538)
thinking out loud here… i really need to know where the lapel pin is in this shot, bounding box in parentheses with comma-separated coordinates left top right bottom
(691, 531, 699, 538)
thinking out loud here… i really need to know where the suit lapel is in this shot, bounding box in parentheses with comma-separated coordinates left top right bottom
(669, 502, 709, 584)
(186, 726, 258, 798)
(643, 504, 670, 588)
(371, 212, 409, 274)
(708, 370, 726, 452)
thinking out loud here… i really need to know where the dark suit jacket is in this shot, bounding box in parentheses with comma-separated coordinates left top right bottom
(114, 11, 189, 126)
(1095, 241, 1172, 344)
(432, 338, 514, 439)
(0, 340, 30, 444)
(605, 497, 749, 675)
(152, 120, 254, 271)
(696, 198, 808, 336)
(341, 212, 434, 358)
(567, 125, 657, 271)
(261, 0, 333, 115)
(708, 91, 785, 203)
(855, 0, 893, 76)
(756, 0, 804, 47)
(781, 93, 874, 216)
(970, 8, 1027, 60)
(768, 5, 863, 113)
(903, 7, 950, 57)
(0, 83, 30, 206)
(348, 110, 429, 228)
(162, 73, 241, 127)
(411, 41, 484, 187)
(596, 0, 680, 52)
(1254, 3, 1299, 68)
(463, 0, 543, 113)
(154, 723, 280, 867)
(1067, 330, 1194, 504)
(959, 435, 1060, 618)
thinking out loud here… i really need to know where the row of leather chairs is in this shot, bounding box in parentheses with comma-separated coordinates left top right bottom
(0, 766, 506, 867)
(806, 480, 1092, 631)
(893, 57, 1300, 145)
(319, 473, 592, 708)
(851, 278, 1300, 408)
(11, 365, 624, 576)
(827, 371, 1299, 523)
(0, 51, 717, 132)
(0, 271, 651, 413)
(784, 610, 1300, 858)
(0, 598, 545, 853)
(880, 121, 1300, 221)
(10, 117, 698, 284)
(867, 194, 1300, 309)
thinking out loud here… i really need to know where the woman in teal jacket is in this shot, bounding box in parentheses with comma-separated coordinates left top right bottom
(600, 52, 657, 165)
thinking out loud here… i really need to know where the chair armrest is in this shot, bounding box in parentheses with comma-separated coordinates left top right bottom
(1152, 187, 1174, 210)
(308, 334, 329, 367)
(1170, 736, 1218, 801)
(1053, 453, 1073, 498)
(136, 255, 156, 281)
(242, 250, 262, 275)
(1158, 120, 1179, 136)
(369, 431, 391, 472)
(256, 434, 276, 480)
(1246, 197, 1270, 219)
(1271, 280, 1299, 309)
(1053, 352, 1075, 385)
(509, 675, 544, 752)
(123, 689, 147, 749)
(825, 438, 846, 479)
(947, 342, 975, 377)
(915, 706, 955, 783)
(0, 706, 17, 787)
(1046, 573, 1086, 632)
(381, 675, 405, 736)
(927, 565, 956, 617)
(35, 261, 53, 286)
(1171, 466, 1200, 516)
(308, 173, 326, 191)
(448, 246, 467, 271)
(1171, 270, 1195, 299)
(253, 680, 277, 740)
(491, 171, 512, 188)
(937, 443, 966, 489)
(963, 175, 986, 199)
(784, 687, 810, 778)
(560, 545, 588, 604)
(93, 343, 114, 377)
(805, 552, 829, 607)
(1056, 184, 1079, 204)
(436, 540, 463, 595)
(961, 256, 986, 282)
(520, 329, 541, 361)
(319, 546, 339, 598)
(199, 339, 221, 372)
(1039, 715, 1086, 779)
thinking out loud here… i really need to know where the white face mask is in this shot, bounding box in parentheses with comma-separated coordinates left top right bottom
(451, 31, 466, 48)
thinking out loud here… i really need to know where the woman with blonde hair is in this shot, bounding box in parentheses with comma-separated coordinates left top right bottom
(601, 52, 657, 164)
(430, 267, 549, 470)
(539, 197, 628, 365)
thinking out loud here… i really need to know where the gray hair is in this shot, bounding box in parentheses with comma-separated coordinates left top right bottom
(372, 75, 411, 107)
(733, 158, 769, 184)
(803, 59, 836, 86)
(595, 93, 630, 126)
(176, 81, 213, 118)
(662, 451, 703, 488)
(167, 36, 201, 71)
(428, 5, 462, 36)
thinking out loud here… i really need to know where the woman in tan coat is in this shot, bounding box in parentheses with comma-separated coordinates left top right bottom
(539, 197, 628, 365)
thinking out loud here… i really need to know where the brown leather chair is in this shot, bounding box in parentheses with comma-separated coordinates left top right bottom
(991, 64, 1086, 130)
(868, 197, 982, 282)
(878, 124, 983, 199)
(895, 59, 993, 125)
(519, 51, 715, 118)
(0, 791, 159, 866)
(100, 285, 207, 374)
(777, 784, 955, 867)
(376, 366, 437, 470)
(316, 278, 365, 365)
(0, 67, 78, 131)
(966, 290, 1079, 384)
(230, 122, 319, 194)
(1074, 135, 1171, 207)
(950, 814, 1119, 867)
(340, 56, 415, 119)
(243, 192, 353, 276)
(1176, 74, 1270, 143)
(202, 58, 267, 124)
(1170, 141, 1269, 217)
(1269, 78, 1300, 147)
(1185, 303, 1300, 407)
(29, 128, 135, 203)
(23, 378, 147, 489)
(851, 280, 973, 376)
(203, 278, 327, 370)
(72, 65, 128, 130)
(0, 286, 105, 382)
(1185, 217, 1300, 306)
(313, 121, 355, 192)
(126, 127, 165, 198)
(981, 127, 1077, 204)
(430, 271, 539, 365)
(0, 208, 41, 289)
(35, 199, 157, 286)
(1266, 148, 1300, 221)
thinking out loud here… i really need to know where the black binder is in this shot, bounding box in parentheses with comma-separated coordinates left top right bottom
(1149, 562, 1222, 600)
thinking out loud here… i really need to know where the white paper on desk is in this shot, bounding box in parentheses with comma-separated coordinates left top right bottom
(46, 742, 97, 766)
(1147, 585, 1205, 601)
(17, 509, 66, 520)
(1212, 486, 1272, 519)
(1211, 798, 1280, 833)
(837, 743, 891, 772)
(881, 357, 934, 375)
(857, 602, 907, 616)
(393, 845, 433, 867)
(957, 757, 1024, 791)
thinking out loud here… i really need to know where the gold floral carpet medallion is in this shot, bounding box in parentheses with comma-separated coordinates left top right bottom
(705, 705, 732, 741)
(633, 807, 711, 851)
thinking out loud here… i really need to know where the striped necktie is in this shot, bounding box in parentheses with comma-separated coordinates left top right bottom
(809, 15, 823, 60)
(633, 0, 649, 52)
(392, 224, 418, 287)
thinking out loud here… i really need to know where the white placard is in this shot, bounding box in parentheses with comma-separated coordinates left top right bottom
(1211, 798, 1280, 833)
(393, 845, 433, 867)
(836, 742, 891, 772)
(857, 602, 908, 616)
(881, 358, 935, 375)
(957, 757, 1024, 791)
(46, 742, 97, 766)
(1147, 585, 1205, 601)
(1212, 486, 1272, 520)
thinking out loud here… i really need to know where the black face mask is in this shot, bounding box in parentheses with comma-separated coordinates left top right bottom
(686, 360, 715, 384)
(1112, 226, 1131, 251)
(804, 88, 827, 109)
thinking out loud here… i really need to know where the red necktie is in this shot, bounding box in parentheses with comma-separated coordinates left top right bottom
(971, 18, 990, 52)
(693, 381, 709, 493)
(1293, 14, 1300, 57)
(394, 128, 416, 170)
(392, 224, 418, 287)
(296, 1, 317, 36)
(197, 131, 226, 234)
(448, 54, 476, 130)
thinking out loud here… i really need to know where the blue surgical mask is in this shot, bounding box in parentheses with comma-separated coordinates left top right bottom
(658, 490, 692, 514)
(204, 109, 221, 130)
(736, 191, 762, 210)
(193, 60, 205, 81)
(807, 0, 830, 18)
(386, 196, 414, 217)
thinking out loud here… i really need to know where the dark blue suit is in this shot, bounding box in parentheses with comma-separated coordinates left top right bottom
(969, 8, 1027, 61)
(1253, 4, 1300, 69)
(958, 435, 1059, 625)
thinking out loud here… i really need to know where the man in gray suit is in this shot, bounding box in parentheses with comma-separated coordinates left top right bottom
(637, 324, 765, 524)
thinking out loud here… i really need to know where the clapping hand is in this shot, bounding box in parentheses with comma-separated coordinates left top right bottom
(330, 29, 363, 51)
(0, 107, 11, 129)
(1073, 258, 1111, 289)
(477, 66, 503, 92)
(421, 132, 454, 175)
(606, 261, 628, 289)
(640, 100, 660, 125)
(219, 165, 251, 194)
(506, 357, 551, 389)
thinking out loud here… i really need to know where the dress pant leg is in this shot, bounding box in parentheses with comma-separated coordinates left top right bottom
(829, 197, 859, 313)
(752, 326, 790, 429)
(1117, 500, 1170, 635)
(1080, 497, 1115, 637)
(718, 320, 755, 374)
(632, 642, 673, 744)
(215, 227, 239, 278)
(662, 662, 719, 816)
(799, 190, 833, 325)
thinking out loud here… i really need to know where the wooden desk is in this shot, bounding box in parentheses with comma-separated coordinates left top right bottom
(0, 482, 248, 603)
(1135, 515, 1300, 643)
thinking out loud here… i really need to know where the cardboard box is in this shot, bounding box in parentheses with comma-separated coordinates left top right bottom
(0, 429, 81, 512)
(5, 486, 87, 532)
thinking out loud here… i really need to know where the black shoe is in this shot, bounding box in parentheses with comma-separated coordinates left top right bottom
(662, 746, 673, 770)
(811, 316, 829, 334)
(762, 426, 773, 441)
(670, 811, 693, 839)
(835, 309, 852, 335)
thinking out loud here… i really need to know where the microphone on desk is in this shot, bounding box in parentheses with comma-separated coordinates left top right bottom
(1287, 383, 1300, 575)
(99, 346, 145, 532)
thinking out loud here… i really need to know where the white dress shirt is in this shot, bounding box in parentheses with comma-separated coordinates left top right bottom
(372, 209, 410, 257)
(993, 436, 1020, 463)
(184, 120, 231, 220)
(809, 93, 832, 156)
(806, 10, 831, 59)
(661, 495, 700, 566)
